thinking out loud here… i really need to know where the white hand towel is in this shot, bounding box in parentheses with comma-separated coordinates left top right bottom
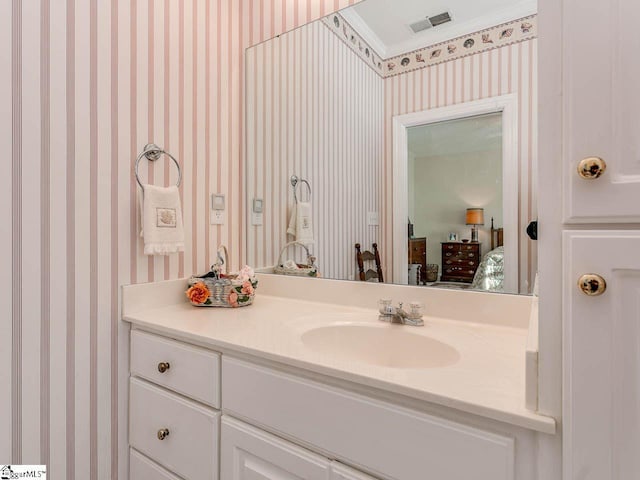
(287, 201, 314, 245)
(286, 203, 297, 236)
(139, 184, 185, 255)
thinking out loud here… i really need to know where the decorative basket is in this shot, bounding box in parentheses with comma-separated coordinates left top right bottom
(273, 241, 319, 277)
(425, 264, 439, 283)
(186, 246, 258, 307)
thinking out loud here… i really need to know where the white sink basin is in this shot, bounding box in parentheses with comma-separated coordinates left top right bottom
(300, 324, 460, 369)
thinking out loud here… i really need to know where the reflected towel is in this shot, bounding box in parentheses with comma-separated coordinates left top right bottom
(287, 201, 314, 245)
(139, 184, 185, 255)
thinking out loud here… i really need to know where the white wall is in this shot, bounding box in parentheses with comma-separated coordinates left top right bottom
(409, 149, 503, 272)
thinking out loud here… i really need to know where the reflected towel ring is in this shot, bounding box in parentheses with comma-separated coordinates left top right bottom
(135, 143, 182, 189)
(290, 175, 311, 203)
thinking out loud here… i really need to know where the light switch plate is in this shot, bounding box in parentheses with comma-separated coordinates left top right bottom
(211, 194, 225, 211)
(367, 211, 379, 226)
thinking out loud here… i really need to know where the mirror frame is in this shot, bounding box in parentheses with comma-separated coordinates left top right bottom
(392, 94, 519, 291)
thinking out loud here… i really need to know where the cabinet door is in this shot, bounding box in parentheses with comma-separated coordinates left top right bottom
(564, 231, 640, 479)
(221, 416, 330, 480)
(330, 462, 378, 480)
(563, 0, 640, 222)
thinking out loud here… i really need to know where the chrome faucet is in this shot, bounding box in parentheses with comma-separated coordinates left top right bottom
(378, 300, 424, 326)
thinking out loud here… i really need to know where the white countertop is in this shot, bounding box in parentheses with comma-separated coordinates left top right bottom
(122, 282, 556, 434)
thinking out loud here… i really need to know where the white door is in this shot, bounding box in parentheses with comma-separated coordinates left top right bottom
(564, 231, 640, 479)
(563, 0, 640, 222)
(330, 462, 378, 480)
(220, 416, 331, 480)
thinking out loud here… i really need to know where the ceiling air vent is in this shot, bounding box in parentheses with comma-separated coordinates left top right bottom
(409, 11, 452, 34)
(429, 11, 452, 27)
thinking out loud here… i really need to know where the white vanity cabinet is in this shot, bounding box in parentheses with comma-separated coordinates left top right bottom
(221, 357, 515, 480)
(127, 328, 544, 480)
(128, 331, 222, 480)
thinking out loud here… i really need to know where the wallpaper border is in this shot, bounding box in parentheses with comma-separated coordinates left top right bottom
(320, 13, 385, 75)
(322, 12, 537, 78)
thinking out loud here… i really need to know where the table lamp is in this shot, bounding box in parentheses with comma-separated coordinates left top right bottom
(466, 208, 484, 243)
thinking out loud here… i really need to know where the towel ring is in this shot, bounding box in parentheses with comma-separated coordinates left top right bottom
(135, 143, 182, 189)
(290, 175, 311, 203)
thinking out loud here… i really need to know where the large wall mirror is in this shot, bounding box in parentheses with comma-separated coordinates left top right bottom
(245, 0, 537, 295)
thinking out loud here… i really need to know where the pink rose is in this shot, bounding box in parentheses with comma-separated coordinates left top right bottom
(241, 281, 254, 296)
(228, 291, 239, 307)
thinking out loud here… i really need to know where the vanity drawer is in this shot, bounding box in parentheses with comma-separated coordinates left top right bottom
(131, 329, 220, 408)
(129, 377, 220, 480)
(130, 448, 182, 480)
(222, 357, 514, 480)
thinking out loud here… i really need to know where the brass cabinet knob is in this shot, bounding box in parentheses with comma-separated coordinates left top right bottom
(578, 274, 607, 296)
(157, 428, 170, 440)
(157, 362, 170, 373)
(577, 156, 606, 179)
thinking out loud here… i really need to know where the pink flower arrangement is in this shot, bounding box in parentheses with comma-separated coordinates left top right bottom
(241, 281, 254, 296)
(228, 291, 239, 308)
(236, 265, 255, 283)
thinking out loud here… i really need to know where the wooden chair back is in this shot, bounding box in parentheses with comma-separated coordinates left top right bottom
(355, 243, 384, 282)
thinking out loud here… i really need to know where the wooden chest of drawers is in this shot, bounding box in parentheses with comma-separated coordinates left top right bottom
(408, 237, 427, 284)
(440, 242, 481, 283)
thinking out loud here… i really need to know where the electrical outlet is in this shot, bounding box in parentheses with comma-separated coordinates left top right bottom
(210, 210, 225, 225)
(367, 211, 379, 226)
(251, 212, 263, 226)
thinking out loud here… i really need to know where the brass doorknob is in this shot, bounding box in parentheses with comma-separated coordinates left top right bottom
(577, 156, 606, 179)
(157, 428, 170, 440)
(157, 362, 170, 373)
(578, 274, 607, 296)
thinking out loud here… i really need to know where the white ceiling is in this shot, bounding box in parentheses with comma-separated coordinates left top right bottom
(341, 0, 537, 58)
(407, 112, 502, 158)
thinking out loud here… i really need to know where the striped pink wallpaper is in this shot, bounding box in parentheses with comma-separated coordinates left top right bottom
(246, 20, 384, 280)
(2, 0, 356, 478)
(382, 38, 538, 292)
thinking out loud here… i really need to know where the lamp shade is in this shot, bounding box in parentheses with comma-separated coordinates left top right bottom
(466, 208, 485, 226)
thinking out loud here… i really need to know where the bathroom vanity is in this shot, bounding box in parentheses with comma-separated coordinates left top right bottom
(123, 275, 554, 480)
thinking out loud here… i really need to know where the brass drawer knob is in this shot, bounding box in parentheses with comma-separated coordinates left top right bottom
(578, 274, 606, 296)
(157, 362, 171, 373)
(157, 428, 170, 440)
(577, 156, 606, 179)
